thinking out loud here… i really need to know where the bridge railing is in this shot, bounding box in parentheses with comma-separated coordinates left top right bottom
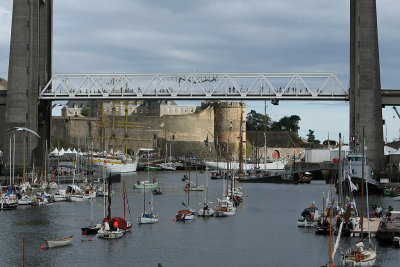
(39, 72, 349, 100)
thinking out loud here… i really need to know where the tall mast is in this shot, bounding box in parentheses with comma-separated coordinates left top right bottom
(239, 101, 243, 175)
(164, 127, 167, 164)
(112, 101, 116, 157)
(360, 127, 365, 243)
(226, 142, 230, 197)
(328, 187, 333, 266)
(123, 180, 126, 219)
(107, 171, 112, 219)
(338, 133, 343, 209)
(188, 158, 191, 207)
(125, 101, 128, 156)
(264, 100, 267, 170)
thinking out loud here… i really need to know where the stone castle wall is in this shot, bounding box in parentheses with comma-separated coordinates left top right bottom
(51, 105, 222, 157)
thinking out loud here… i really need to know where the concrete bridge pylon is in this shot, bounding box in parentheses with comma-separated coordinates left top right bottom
(3, 0, 52, 172)
(349, 0, 384, 171)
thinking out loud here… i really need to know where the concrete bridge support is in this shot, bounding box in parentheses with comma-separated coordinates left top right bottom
(349, 0, 384, 171)
(3, 0, 52, 172)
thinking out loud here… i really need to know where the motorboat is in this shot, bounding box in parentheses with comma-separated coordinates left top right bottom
(30, 195, 49, 206)
(297, 202, 320, 227)
(0, 196, 18, 210)
(134, 180, 158, 189)
(160, 162, 176, 171)
(184, 183, 205, 191)
(81, 224, 102, 235)
(17, 195, 32, 205)
(152, 188, 163, 195)
(138, 211, 159, 224)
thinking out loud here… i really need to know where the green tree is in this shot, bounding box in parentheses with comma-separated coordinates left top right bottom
(307, 129, 316, 143)
(81, 105, 91, 117)
(276, 115, 300, 132)
(307, 129, 321, 145)
(246, 110, 271, 131)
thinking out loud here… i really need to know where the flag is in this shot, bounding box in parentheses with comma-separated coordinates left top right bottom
(350, 180, 357, 191)
(325, 190, 331, 207)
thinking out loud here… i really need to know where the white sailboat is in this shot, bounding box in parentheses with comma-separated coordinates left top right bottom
(184, 159, 204, 191)
(134, 150, 159, 189)
(215, 148, 236, 217)
(138, 165, 159, 224)
(198, 175, 214, 217)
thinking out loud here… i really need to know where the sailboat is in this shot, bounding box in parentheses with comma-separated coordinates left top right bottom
(134, 151, 159, 190)
(81, 197, 102, 235)
(198, 174, 214, 217)
(341, 130, 376, 266)
(215, 144, 236, 217)
(184, 159, 204, 191)
(334, 133, 360, 237)
(97, 174, 125, 239)
(176, 158, 196, 221)
(138, 164, 159, 224)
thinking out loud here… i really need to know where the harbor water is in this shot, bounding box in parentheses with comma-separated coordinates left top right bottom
(1, 171, 399, 266)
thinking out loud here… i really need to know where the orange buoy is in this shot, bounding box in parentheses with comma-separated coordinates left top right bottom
(89, 238, 93, 241)
(173, 219, 175, 222)
(41, 245, 45, 250)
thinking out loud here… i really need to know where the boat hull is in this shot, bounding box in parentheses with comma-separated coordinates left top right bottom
(198, 208, 214, 217)
(81, 225, 101, 235)
(97, 229, 124, 239)
(297, 219, 317, 227)
(176, 210, 196, 221)
(54, 194, 68, 202)
(134, 182, 159, 189)
(46, 235, 74, 248)
(69, 195, 84, 202)
(138, 216, 159, 224)
(0, 202, 18, 210)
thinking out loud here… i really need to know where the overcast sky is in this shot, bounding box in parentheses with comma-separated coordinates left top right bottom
(0, 0, 399, 143)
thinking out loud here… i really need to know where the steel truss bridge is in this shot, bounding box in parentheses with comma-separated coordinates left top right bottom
(40, 72, 348, 101)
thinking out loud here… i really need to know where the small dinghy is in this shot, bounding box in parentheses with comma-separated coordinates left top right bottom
(152, 188, 163, 195)
(81, 224, 102, 235)
(45, 235, 74, 248)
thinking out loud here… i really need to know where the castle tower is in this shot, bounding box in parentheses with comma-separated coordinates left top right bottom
(3, 0, 52, 171)
(214, 102, 246, 161)
(349, 0, 384, 171)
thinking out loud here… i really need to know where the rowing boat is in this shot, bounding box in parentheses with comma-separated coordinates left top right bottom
(45, 235, 74, 248)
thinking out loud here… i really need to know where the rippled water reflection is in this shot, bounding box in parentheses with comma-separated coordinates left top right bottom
(1, 172, 399, 266)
